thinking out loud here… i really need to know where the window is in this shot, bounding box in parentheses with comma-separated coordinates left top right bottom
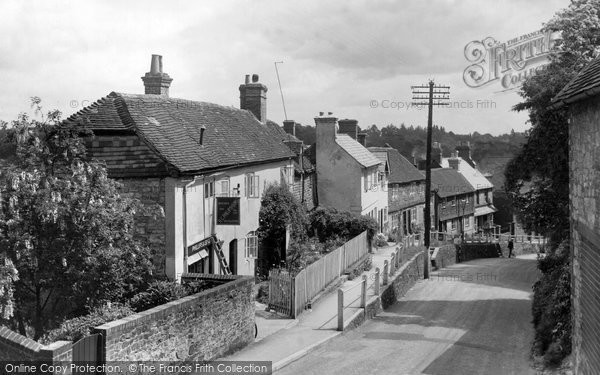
(451, 198, 456, 207)
(245, 231, 258, 258)
(464, 216, 470, 228)
(245, 173, 260, 198)
(476, 193, 480, 205)
(411, 207, 416, 221)
(204, 181, 214, 198)
(280, 166, 294, 186)
(451, 219, 456, 231)
(442, 198, 446, 209)
(217, 178, 230, 197)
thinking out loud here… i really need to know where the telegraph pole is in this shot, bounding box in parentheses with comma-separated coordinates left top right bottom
(411, 80, 450, 275)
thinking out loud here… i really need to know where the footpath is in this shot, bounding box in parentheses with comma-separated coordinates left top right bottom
(222, 243, 414, 371)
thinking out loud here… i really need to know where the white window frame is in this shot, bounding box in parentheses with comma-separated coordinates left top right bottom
(245, 231, 258, 258)
(245, 173, 260, 198)
(464, 216, 470, 228)
(217, 178, 230, 197)
(204, 181, 214, 198)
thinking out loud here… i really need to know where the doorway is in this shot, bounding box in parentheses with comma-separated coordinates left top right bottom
(229, 239, 238, 275)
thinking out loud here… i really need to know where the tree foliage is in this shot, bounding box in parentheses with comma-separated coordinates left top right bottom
(505, 0, 600, 243)
(257, 183, 308, 266)
(0, 98, 155, 339)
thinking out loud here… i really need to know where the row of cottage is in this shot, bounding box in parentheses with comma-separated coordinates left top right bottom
(68, 55, 496, 280)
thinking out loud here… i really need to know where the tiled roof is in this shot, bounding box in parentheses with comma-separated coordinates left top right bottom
(65, 92, 294, 174)
(440, 157, 493, 190)
(266, 120, 302, 143)
(552, 56, 600, 106)
(370, 150, 389, 173)
(336, 134, 381, 168)
(431, 168, 475, 198)
(368, 147, 424, 184)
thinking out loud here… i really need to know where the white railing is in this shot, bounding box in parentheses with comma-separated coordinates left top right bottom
(294, 231, 369, 317)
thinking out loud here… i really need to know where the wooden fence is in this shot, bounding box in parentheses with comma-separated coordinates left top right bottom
(268, 231, 370, 318)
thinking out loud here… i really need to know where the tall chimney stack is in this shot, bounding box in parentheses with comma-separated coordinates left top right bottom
(283, 120, 296, 136)
(456, 141, 476, 167)
(141, 55, 173, 96)
(338, 119, 358, 139)
(239, 74, 268, 123)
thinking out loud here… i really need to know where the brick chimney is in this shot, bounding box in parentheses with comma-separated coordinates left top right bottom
(283, 120, 296, 136)
(456, 141, 476, 167)
(141, 55, 173, 96)
(315, 112, 338, 150)
(448, 151, 460, 170)
(357, 132, 367, 146)
(338, 119, 358, 139)
(239, 74, 267, 123)
(432, 142, 442, 166)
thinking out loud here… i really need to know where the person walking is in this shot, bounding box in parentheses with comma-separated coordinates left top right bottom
(507, 238, 514, 258)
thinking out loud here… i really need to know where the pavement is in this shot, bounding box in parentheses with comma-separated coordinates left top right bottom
(222, 242, 408, 371)
(277, 254, 541, 375)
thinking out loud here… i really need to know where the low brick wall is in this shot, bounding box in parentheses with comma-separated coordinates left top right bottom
(432, 244, 457, 269)
(380, 251, 425, 310)
(342, 249, 426, 331)
(94, 275, 254, 362)
(459, 243, 501, 261)
(498, 241, 544, 257)
(0, 326, 72, 362)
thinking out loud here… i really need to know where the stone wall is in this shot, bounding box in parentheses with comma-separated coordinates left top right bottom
(380, 251, 425, 310)
(459, 243, 500, 262)
(118, 178, 167, 275)
(433, 244, 456, 269)
(569, 96, 600, 375)
(94, 275, 254, 362)
(0, 326, 72, 362)
(291, 172, 316, 210)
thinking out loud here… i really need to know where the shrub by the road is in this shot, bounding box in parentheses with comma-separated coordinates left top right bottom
(531, 241, 571, 366)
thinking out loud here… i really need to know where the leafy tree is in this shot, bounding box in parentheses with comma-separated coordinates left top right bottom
(257, 184, 308, 269)
(0, 98, 155, 339)
(505, 0, 600, 365)
(505, 0, 600, 243)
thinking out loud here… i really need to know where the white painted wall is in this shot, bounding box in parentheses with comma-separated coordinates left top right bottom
(165, 159, 293, 280)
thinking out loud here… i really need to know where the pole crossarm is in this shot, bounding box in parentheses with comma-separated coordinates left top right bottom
(410, 80, 450, 257)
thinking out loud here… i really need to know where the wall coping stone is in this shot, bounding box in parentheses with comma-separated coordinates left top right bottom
(94, 276, 253, 335)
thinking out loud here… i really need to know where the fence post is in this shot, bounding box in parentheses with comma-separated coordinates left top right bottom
(395, 247, 401, 268)
(383, 260, 389, 285)
(360, 275, 367, 308)
(374, 268, 380, 295)
(337, 289, 344, 331)
(390, 253, 396, 275)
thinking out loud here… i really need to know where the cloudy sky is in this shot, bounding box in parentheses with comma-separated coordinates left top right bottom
(0, 0, 570, 135)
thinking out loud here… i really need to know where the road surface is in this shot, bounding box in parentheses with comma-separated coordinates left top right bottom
(277, 255, 540, 375)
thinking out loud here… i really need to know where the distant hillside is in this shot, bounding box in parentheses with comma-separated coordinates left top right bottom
(292, 123, 526, 190)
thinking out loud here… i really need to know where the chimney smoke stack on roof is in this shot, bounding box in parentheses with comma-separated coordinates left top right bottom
(245, 75, 250, 84)
(142, 54, 173, 96)
(252, 74, 259, 83)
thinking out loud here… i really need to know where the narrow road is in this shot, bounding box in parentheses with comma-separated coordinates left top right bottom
(277, 255, 540, 375)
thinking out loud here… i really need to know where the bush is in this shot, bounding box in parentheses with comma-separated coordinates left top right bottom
(363, 255, 373, 272)
(40, 303, 133, 344)
(309, 207, 377, 243)
(531, 241, 571, 366)
(129, 280, 190, 312)
(373, 233, 388, 247)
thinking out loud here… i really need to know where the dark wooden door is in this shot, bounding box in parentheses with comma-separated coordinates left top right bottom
(72, 333, 101, 373)
(229, 239, 238, 275)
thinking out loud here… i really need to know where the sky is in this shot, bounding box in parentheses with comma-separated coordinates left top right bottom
(0, 0, 571, 135)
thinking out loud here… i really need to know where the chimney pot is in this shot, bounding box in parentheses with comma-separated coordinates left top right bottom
(142, 54, 172, 96)
(328, 112, 333, 115)
(319, 112, 324, 116)
(239, 74, 267, 123)
(245, 75, 250, 84)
